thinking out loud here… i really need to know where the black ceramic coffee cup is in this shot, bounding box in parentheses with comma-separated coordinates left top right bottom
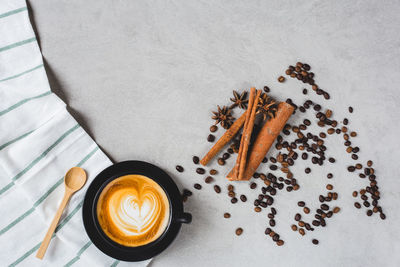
(82, 160, 191, 261)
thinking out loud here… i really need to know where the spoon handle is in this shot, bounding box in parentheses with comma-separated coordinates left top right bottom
(36, 190, 72, 259)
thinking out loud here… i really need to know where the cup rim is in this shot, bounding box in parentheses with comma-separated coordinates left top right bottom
(82, 160, 188, 262)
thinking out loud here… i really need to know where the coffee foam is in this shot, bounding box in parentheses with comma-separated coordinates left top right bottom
(97, 175, 170, 247)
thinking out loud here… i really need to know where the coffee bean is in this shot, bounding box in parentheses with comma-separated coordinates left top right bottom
(205, 176, 214, 184)
(305, 167, 311, 174)
(298, 201, 305, 207)
(326, 184, 333, 190)
(333, 207, 340, 213)
(240, 195, 247, 202)
(350, 131, 357, 137)
(271, 207, 277, 215)
(262, 157, 268, 163)
(265, 228, 272, 235)
(217, 158, 225, 165)
(367, 210, 373, 216)
(235, 228, 243, 236)
(194, 183, 202, 190)
(255, 207, 262, 212)
(270, 164, 278, 170)
(231, 197, 238, 204)
(347, 166, 355, 172)
(214, 185, 221, 193)
(207, 134, 215, 142)
(227, 148, 234, 154)
(354, 202, 361, 209)
(329, 157, 335, 163)
(312, 239, 319, 245)
(380, 213, 386, 220)
(192, 156, 200, 164)
(367, 160, 373, 167)
(196, 168, 205, 174)
(209, 169, 217, 175)
(302, 152, 308, 160)
(210, 125, 218, 132)
(276, 240, 284, 246)
(176, 165, 184, 172)
(303, 207, 310, 214)
(273, 234, 280, 242)
(352, 191, 358, 197)
(327, 173, 333, 179)
(321, 204, 329, 210)
(348, 106, 353, 113)
(269, 219, 276, 227)
(278, 76, 285, 82)
(303, 88, 308, 94)
(268, 213, 274, 219)
(319, 195, 325, 202)
(224, 212, 231, 218)
(299, 228, 305, 236)
(295, 213, 301, 221)
(355, 163, 362, 169)
(352, 154, 358, 160)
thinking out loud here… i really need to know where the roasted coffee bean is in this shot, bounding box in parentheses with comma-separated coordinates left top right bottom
(312, 239, 319, 245)
(218, 158, 226, 165)
(255, 207, 262, 212)
(326, 184, 333, 190)
(278, 76, 285, 82)
(302, 88, 308, 94)
(213, 185, 221, 193)
(350, 131, 357, 137)
(207, 134, 215, 142)
(262, 157, 268, 163)
(192, 156, 200, 164)
(354, 202, 361, 209)
(210, 169, 217, 175)
(228, 184, 234, 191)
(346, 147, 353, 153)
(205, 176, 214, 184)
(295, 213, 301, 221)
(353, 146, 360, 153)
(194, 183, 202, 190)
(319, 195, 325, 202)
(329, 157, 335, 163)
(196, 167, 205, 174)
(224, 212, 231, 218)
(270, 165, 278, 170)
(352, 154, 358, 160)
(240, 195, 247, 202)
(344, 141, 351, 146)
(320, 219, 326, 227)
(380, 213, 386, 220)
(367, 160, 373, 167)
(321, 204, 329, 210)
(268, 213, 274, 219)
(367, 210, 373, 216)
(269, 219, 276, 227)
(333, 207, 340, 213)
(298, 201, 306, 207)
(302, 153, 308, 160)
(347, 166, 355, 172)
(250, 182, 257, 189)
(210, 125, 218, 132)
(314, 104, 322, 111)
(271, 207, 277, 215)
(272, 234, 280, 242)
(276, 240, 284, 246)
(221, 153, 230, 160)
(363, 201, 370, 207)
(303, 207, 310, 214)
(352, 191, 358, 197)
(305, 167, 311, 174)
(231, 197, 238, 204)
(176, 165, 184, 172)
(263, 86, 270, 92)
(348, 106, 354, 113)
(227, 148, 234, 154)
(327, 173, 333, 179)
(235, 228, 243, 236)
(355, 163, 362, 169)
(299, 228, 305, 236)
(265, 227, 272, 235)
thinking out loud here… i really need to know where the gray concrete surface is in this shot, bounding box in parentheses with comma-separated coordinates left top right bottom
(27, 0, 400, 266)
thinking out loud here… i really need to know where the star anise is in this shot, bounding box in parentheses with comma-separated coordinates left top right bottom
(212, 105, 234, 129)
(230, 90, 248, 109)
(257, 93, 278, 121)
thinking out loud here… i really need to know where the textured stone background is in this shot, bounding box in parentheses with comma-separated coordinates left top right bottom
(28, 0, 400, 266)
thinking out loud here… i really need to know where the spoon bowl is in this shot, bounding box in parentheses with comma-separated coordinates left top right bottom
(64, 167, 87, 192)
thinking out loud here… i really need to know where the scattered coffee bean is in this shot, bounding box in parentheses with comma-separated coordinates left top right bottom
(263, 86, 270, 93)
(298, 201, 305, 207)
(354, 202, 361, 209)
(205, 176, 214, 184)
(295, 213, 301, 221)
(380, 213, 386, 220)
(276, 240, 284, 246)
(176, 165, 184, 172)
(194, 183, 202, 190)
(352, 191, 358, 197)
(278, 76, 285, 82)
(255, 207, 262, 212)
(196, 167, 205, 174)
(367, 210, 373, 216)
(210, 169, 217, 175)
(265, 228, 272, 235)
(240, 195, 247, 202)
(327, 173, 333, 179)
(224, 212, 231, 218)
(347, 166, 355, 172)
(207, 134, 215, 142)
(348, 106, 353, 113)
(352, 154, 358, 160)
(214, 185, 221, 193)
(250, 182, 257, 189)
(333, 207, 340, 213)
(312, 239, 319, 245)
(326, 184, 333, 190)
(367, 160, 373, 167)
(299, 228, 305, 236)
(192, 156, 200, 164)
(218, 158, 226, 165)
(305, 167, 311, 174)
(269, 219, 276, 227)
(329, 157, 335, 163)
(291, 225, 298, 231)
(231, 197, 238, 204)
(303, 207, 310, 214)
(303, 89, 308, 94)
(235, 228, 243, 236)
(210, 125, 218, 132)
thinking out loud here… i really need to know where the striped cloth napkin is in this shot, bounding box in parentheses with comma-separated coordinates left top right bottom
(0, 1, 150, 266)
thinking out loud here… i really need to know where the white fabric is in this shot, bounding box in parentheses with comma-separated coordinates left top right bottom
(0, 1, 150, 266)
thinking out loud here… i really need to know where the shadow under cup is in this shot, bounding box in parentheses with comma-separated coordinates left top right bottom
(82, 161, 192, 262)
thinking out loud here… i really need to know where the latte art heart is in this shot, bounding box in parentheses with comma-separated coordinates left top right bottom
(97, 175, 170, 247)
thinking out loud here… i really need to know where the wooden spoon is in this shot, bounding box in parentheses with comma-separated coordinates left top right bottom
(36, 167, 87, 259)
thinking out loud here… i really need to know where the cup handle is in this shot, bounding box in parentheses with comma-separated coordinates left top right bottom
(176, 212, 192, 224)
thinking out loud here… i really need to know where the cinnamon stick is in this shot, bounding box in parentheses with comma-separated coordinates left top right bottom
(200, 112, 246, 166)
(241, 102, 294, 180)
